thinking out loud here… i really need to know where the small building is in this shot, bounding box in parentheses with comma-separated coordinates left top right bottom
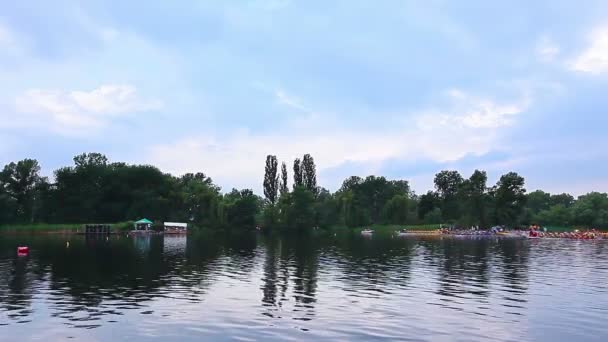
(164, 222, 188, 234)
(134, 218, 153, 231)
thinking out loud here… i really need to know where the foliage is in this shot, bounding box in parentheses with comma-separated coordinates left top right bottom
(222, 189, 260, 229)
(434, 170, 463, 221)
(302, 154, 317, 196)
(336, 175, 411, 226)
(457, 170, 489, 227)
(492, 172, 527, 226)
(280, 162, 289, 196)
(423, 208, 443, 224)
(0, 154, 254, 230)
(383, 195, 409, 224)
(2, 153, 607, 231)
(0, 159, 44, 223)
(293, 158, 303, 189)
(263, 155, 279, 205)
(278, 186, 316, 232)
(418, 191, 440, 219)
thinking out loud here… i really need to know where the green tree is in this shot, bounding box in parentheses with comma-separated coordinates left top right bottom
(383, 194, 409, 224)
(418, 191, 440, 220)
(313, 188, 338, 228)
(493, 172, 527, 226)
(536, 204, 573, 226)
(279, 186, 315, 232)
(302, 154, 317, 195)
(0, 178, 17, 224)
(177, 172, 220, 226)
(293, 158, 303, 189)
(459, 170, 489, 227)
(1, 159, 43, 222)
(279, 162, 289, 196)
(263, 155, 279, 205)
(424, 207, 442, 224)
(550, 193, 575, 208)
(434, 170, 464, 221)
(223, 189, 259, 229)
(571, 192, 608, 228)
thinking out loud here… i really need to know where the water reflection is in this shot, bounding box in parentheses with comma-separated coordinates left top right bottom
(0, 233, 606, 341)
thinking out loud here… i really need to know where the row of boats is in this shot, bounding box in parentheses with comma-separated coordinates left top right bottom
(359, 228, 607, 240)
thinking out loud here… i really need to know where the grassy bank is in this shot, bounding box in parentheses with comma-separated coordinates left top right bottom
(0, 223, 82, 233)
(0, 221, 134, 233)
(328, 224, 444, 235)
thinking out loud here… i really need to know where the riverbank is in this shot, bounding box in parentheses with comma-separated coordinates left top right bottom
(0, 222, 134, 233)
(328, 224, 443, 236)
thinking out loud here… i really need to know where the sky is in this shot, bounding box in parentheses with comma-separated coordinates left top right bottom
(1, 0, 608, 196)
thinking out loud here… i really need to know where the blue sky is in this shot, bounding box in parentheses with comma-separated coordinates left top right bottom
(1, 0, 608, 195)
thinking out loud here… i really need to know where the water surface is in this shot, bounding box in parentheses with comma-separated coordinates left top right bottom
(1, 233, 607, 341)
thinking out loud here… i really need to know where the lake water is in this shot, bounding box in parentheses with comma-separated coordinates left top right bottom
(1, 232, 607, 341)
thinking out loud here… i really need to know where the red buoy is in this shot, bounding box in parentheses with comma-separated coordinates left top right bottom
(17, 246, 29, 256)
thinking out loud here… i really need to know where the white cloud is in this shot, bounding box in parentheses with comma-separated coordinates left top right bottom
(148, 89, 528, 191)
(13, 84, 161, 135)
(0, 21, 24, 56)
(0, 23, 13, 46)
(536, 35, 560, 62)
(571, 26, 608, 74)
(418, 89, 528, 129)
(275, 89, 308, 111)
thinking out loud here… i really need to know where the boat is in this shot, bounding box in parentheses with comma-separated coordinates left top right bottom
(396, 229, 409, 237)
(361, 228, 374, 236)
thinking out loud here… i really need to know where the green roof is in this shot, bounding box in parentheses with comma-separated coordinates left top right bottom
(135, 218, 153, 224)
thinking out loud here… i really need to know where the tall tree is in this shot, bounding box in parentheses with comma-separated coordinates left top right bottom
(493, 172, 527, 226)
(418, 191, 440, 220)
(223, 189, 259, 228)
(263, 155, 279, 205)
(301, 154, 317, 195)
(571, 192, 608, 227)
(279, 186, 315, 232)
(459, 170, 488, 227)
(550, 193, 575, 208)
(280, 162, 289, 196)
(383, 194, 409, 224)
(1, 159, 43, 222)
(434, 170, 464, 221)
(293, 158, 303, 189)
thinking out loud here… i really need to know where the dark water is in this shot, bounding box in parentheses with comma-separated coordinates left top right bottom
(1, 232, 607, 341)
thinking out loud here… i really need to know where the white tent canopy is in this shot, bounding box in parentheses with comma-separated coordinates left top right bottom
(164, 222, 188, 228)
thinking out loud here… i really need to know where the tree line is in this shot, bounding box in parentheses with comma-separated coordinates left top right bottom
(0, 153, 259, 228)
(262, 156, 608, 231)
(1, 152, 607, 230)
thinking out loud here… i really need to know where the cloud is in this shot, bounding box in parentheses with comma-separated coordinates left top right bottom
(275, 89, 308, 111)
(147, 89, 528, 192)
(420, 89, 528, 129)
(13, 84, 161, 135)
(571, 26, 608, 74)
(0, 21, 24, 56)
(0, 23, 13, 46)
(536, 35, 560, 63)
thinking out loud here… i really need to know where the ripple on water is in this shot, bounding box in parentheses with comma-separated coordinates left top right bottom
(0, 235, 607, 341)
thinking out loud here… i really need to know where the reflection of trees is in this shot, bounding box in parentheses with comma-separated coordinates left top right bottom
(433, 238, 492, 300)
(332, 235, 415, 292)
(420, 237, 530, 308)
(261, 237, 279, 309)
(0, 258, 38, 320)
(288, 236, 318, 310)
(0, 233, 229, 326)
(496, 239, 529, 293)
(260, 234, 321, 320)
(0, 231, 539, 329)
